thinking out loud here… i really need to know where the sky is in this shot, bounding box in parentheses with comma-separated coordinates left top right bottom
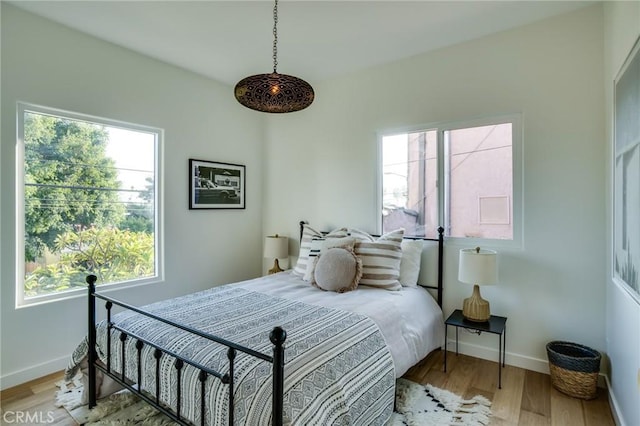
(382, 133, 408, 208)
(105, 127, 156, 203)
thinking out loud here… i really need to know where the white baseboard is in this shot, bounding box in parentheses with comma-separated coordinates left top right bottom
(604, 375, 626, 426)
(0, 356, 68, 391)
(444, 338, 550, 374)
(444, 338, 623, 422)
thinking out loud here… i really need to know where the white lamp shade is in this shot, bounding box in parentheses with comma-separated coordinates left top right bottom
(458, 248, 498, 286)
(264, 235, 288, 259)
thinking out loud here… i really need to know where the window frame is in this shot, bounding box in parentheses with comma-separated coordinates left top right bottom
(16, 102, 164, 307)
(377, 114, 523, 249)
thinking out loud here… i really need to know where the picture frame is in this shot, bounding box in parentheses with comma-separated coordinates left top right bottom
(189, 159, 245, 210)
(613, 35, 640, 304)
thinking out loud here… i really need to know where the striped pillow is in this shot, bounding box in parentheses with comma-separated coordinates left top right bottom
(292, 224, 348, 277)
(351, 228, 404, 291)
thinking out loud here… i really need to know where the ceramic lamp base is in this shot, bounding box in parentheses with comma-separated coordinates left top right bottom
(268, 258, 284, 275)
(463, 284, 490, 322)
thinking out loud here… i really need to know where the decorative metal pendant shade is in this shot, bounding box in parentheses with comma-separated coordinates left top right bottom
(234, 0, 314, 113)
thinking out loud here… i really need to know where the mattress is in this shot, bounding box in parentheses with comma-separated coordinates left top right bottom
(234, 270, 445, 377)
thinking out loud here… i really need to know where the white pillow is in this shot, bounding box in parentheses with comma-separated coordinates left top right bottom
(303, 236, 356, 281)
(399, 240, 423, 287)
(292, 225, 347, 277)
(351, 228, 404, 291)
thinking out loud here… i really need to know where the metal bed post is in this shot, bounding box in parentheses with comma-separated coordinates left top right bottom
(225, 348, 236, 426)
(437, 226, 444, 308)
(86, 274, 98, 408)
(174, 359, 184, 420)
(270, 326, 286, 426)
(198, 370, 207, 426)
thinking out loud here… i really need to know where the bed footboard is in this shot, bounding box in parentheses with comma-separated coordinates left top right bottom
(86, 275, 286, 426)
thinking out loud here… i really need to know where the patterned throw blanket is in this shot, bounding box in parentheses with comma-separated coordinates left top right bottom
(67, 286, 395, 425)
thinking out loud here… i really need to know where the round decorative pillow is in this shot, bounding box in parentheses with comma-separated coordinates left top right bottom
(312, 247, 363, 293)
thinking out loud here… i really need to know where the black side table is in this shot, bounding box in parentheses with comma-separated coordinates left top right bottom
(444, 309, 507, 388)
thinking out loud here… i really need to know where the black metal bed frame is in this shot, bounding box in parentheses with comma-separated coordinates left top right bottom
(86, 224, 444, 426)
(417, 226, 445, 307)
(298, 221, 445, 307)
(87, 277, 286, 426)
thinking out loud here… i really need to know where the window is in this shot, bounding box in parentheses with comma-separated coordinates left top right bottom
(380, 116, 521, 242)
(17, 103, 163, 306)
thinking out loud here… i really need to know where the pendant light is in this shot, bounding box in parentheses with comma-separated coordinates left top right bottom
(234, 0, 314, 113)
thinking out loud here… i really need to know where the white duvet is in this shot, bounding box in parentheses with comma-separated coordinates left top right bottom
(234, 271, 445, 377)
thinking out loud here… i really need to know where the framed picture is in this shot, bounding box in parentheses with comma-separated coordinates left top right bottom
(613, 35, 640, 303)
(189, 159, 245, 209)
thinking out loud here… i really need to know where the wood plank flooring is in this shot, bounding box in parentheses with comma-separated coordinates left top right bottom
(1, 351, 615, 425)
(403, 351, 615, 426)
(0, 371, 76, 425)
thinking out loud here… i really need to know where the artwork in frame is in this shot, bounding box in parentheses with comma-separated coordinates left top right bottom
(613, 35, 640, 303)
(189, 159, 245, 210)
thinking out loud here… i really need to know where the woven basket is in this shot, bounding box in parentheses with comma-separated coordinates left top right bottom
(546, 341, 601, 400)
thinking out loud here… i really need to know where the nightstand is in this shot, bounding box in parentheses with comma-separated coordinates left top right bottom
(444, 309, 507, 388)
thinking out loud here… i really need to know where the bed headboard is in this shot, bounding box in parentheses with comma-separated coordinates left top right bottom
(298, 221, 445, 307)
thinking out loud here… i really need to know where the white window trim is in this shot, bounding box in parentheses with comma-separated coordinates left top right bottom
(377, 113, 523, 250)
(15, 102, 165, 308)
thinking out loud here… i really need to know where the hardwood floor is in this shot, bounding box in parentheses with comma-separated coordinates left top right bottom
(403, 351, 615, 426)
(1, 351, 615, 425)
(0, 371, 76, 425)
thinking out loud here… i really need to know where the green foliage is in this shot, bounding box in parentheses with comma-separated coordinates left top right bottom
(25, 227, 154, 297)
(120, 177, 155, 233)
(120, 210, 154, 233)
(139, 176, 155, 203)
(23, 113, 125, 261)
(22, 112, 157, 298)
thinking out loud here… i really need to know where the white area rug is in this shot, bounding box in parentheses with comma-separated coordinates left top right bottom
(55, 375, 174, 425)
(56, 377, 491, 425)
(389, 378, 492, 426)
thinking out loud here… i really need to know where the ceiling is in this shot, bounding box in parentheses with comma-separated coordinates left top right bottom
(10, 1, 594, 86)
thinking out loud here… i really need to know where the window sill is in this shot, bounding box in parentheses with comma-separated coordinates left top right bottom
(16, 276, 162, 309)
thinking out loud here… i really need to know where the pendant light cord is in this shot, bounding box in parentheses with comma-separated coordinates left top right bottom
(272, 0, 278, 73)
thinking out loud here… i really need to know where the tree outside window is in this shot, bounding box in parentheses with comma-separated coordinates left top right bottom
(18, 104, 161, 304)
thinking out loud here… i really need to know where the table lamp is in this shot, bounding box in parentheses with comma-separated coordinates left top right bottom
(458, 247, 498, 322)
(264, 235, 288, 275)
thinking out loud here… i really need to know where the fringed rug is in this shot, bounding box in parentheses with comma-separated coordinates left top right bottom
(55, 374, 174, 425)
(56, 377, 491, 425)
(390, 378, 491, 426)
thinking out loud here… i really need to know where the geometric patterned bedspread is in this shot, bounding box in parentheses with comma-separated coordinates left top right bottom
(68, 285, 395, 425)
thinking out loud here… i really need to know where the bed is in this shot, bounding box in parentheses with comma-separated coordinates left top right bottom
(70, 223, 445, 425)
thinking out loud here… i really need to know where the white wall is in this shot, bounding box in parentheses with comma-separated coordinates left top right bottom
(0, 4, 264, 389)
(604, 3, 640, 425)
(264, 5, 606, 374)
(2, 5, 626, 412)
